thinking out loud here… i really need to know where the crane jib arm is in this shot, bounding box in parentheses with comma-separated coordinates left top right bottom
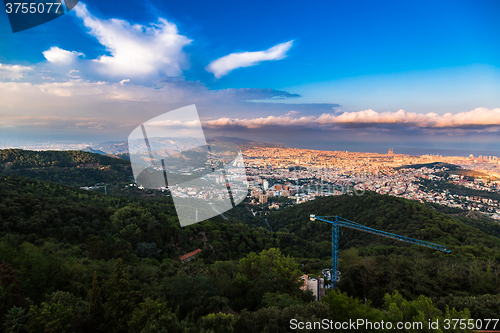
(310, 214, 451, 253)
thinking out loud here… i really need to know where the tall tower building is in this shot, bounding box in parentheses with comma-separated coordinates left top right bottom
(259, 194, 268, 204)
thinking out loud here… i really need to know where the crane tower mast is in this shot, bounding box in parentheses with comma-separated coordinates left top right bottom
(309, 214, 450, 289)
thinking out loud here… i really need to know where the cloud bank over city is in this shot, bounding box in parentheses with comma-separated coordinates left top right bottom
(202, 108, 500, 130)
(2, 74, 499, 140)
(0, 77, 336, 133)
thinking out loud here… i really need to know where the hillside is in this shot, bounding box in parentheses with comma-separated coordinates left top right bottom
(0, 149, 129, 168)
(1, 170, 499, 330)
(394, 162, 461, 171)
(0, 174, 328, 263)
(264, 192, 500, 258)
(263, 193, 500, 308)
(0, 149, 132, 188)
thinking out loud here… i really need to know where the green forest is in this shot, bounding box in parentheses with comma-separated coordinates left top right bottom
(1, 150, 499, 332)
(0, 149, 131, 188)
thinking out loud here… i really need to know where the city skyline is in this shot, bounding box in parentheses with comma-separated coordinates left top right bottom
(241, 145, 500, 221)
(1, 0, 500, 153)
(3, 139, 500, 159)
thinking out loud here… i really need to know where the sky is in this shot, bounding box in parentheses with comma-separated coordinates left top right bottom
(0, 0, 500, 155)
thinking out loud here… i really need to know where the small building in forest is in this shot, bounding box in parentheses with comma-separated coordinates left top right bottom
(179, 248, 202, 263)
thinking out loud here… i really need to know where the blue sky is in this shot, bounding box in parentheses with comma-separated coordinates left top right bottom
(1, 0, 500, 154)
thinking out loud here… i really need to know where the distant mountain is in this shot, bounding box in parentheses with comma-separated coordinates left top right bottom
(81, 146, 107, 155)
(207, 136, 286, 150)
(84, 141, 129, 155)
(84, 137, 285, 156)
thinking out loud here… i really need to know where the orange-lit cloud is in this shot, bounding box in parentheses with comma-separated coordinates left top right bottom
(202, 108, 500, 129)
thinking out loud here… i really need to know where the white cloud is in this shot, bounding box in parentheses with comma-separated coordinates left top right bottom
(0, 63, 33, 80)
(67, 70, 81, 78)
(201, 108, 500, 129)
(43, 47, 84, 64)
(321, 108, 500, 128)
(206, 40, 294, 78)
(36, 80, 109, 97)
(120, 79, 130, 86)
(73, 3, 192, 77)
(146, 119, 200, 128)
(203, 115, 317, 128)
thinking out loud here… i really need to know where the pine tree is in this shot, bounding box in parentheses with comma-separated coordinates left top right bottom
(104, 259, 141, 333)
(0, 262, 28, 320)
(88, 272, 103, 332)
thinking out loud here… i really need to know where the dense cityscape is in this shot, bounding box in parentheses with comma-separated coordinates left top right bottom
(243, 147, 500, 220)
